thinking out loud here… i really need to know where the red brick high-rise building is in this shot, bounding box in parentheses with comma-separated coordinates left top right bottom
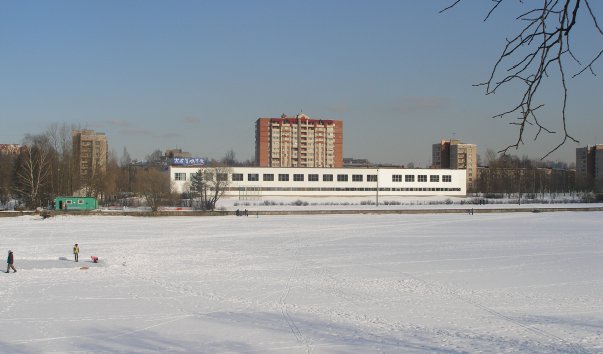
(255, 113, 343, 167)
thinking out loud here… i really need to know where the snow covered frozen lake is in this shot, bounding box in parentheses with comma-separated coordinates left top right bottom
(1, 211, 602, 353)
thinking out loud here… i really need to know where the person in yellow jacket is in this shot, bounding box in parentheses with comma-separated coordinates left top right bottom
(73, 243, 79, 262)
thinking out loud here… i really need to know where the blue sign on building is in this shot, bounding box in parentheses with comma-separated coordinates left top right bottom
(171, 157, 205, 166)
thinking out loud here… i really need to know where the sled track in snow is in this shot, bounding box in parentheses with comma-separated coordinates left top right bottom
(277, 233, 314, 354)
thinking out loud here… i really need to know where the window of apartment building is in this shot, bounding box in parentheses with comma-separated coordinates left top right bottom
(392, 175, 402, 182)
(405, 175, 415, 182)
(367, 175, 377, 182)
(175, 173, 186, 181)
(418, 175, 427, 182)
(278, 174, 289, 181)
(217, 173, 228, 181)
(263, 174, 274, 181)
(337, 174, 348, 182)
(293, 174, 304, 181)
(189, 173, 196, 181)
(308, 174, 319, 182)
(443, 175, 452, 182)
(248, 173, 259, 182)
(232, 173, 243, 181)
(323, 174, 333, 182)
(430, 175, 439, 182)
(352, 174, 363, 182)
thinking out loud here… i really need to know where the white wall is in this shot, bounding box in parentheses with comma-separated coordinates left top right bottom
(170, 166, 466, 197)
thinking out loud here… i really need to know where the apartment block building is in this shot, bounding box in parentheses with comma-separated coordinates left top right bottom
(0, 144, 22, 155)
(432, 139, 477, 191)
(72, 129, 108, 184)
(255, 113, 343, 168)
(576, 144, 603, 182)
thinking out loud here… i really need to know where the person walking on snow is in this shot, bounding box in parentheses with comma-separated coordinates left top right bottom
(6, 250, 16, 273)
(73, 243, 79, 262)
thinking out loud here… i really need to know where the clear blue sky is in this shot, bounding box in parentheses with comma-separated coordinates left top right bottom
(1, 0, 601, 166)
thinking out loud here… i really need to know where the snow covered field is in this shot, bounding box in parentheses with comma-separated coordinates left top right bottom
(1, 211, 602, 353)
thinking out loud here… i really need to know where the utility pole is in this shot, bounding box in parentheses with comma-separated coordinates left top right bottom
(376, 168, 379, 207)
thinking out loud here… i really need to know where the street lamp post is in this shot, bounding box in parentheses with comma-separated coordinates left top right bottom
(376, 168, 379, 207)
(518, 169, 522, 205)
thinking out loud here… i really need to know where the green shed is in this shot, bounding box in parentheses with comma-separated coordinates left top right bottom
(54, 196, 98, 211)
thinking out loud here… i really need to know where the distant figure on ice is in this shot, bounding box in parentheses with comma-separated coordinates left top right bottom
(244, 209, 248, 217)
(73, 243, 80, 262)
(6, 250, 16, 273)
(236, 209, 240, 216)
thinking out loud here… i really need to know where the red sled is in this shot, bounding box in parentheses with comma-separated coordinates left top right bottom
(91, 256, 99, 263)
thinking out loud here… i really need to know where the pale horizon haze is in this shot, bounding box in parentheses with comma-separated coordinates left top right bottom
(1, 1, 602, 166)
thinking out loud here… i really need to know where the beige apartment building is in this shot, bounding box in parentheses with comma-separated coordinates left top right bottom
(0, 144, 22, 155)
(432, 139, 477, 191)
(255, 113, 343, 168)
(72, 129, 108, 185)
(576, 144, 603, 183)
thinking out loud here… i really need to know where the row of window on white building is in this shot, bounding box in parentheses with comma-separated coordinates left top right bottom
(174, 173, 453, 183)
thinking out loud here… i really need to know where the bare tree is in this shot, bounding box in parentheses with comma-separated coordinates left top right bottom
(135, 168, 173, 211)
(221, 149, 237, 166)
(0, 153, 16, 207)
(477, 152, 577, 197)
(145, 149, 164, 165)
(14, 135, 53, 208)
(117, 147, 134, 194)
(99, 150, 120, 204)
(190, 165, 232, 210)
(45, 123, 75, 196)
(443, 0, 602, 158)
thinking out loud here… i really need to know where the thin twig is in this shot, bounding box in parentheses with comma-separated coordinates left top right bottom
(442, 0, 601, 159)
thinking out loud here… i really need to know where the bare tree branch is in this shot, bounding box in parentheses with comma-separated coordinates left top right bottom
(443, 0, 602, 158)
(439, 0, 462, 14)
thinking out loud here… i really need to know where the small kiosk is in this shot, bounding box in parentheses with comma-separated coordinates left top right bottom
(54, 197, 98, 211)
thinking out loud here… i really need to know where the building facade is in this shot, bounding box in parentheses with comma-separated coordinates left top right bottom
(170, 166, 466, 198)
(0, 144, 22, 155)
(432, 139, 477, 191)
(165, 149, 192, 159)
(255, 114, 343, 168)
(576, 144, 603, 183)
(72, 129, 108, 184)
(432, 140, 453, 170)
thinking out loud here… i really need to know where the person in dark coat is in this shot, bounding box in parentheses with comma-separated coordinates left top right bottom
(6, 250, 16, 273)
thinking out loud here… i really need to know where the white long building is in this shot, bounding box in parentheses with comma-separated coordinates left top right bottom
(170, 166, 466, 198)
